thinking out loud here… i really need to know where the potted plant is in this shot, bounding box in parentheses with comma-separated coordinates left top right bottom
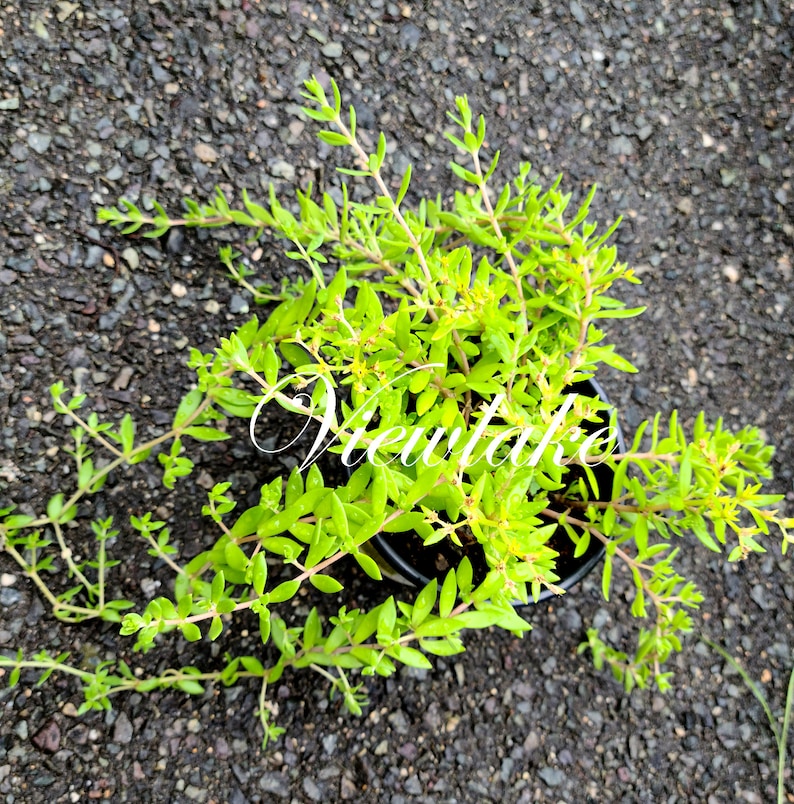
(1, 78, 791, 745)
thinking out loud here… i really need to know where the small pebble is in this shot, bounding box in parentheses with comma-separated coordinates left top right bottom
(132, 138, 150, 158)
(722, 265, 740, 283)
(32, 720, 61, 753)
(321, 42, 343, 59)
(720, 168, 738, 187)
(121, 247, 139, 270)
(112, 366, 134, 390)
(194, 143, 219, 163)
(27, 132, 52, 154)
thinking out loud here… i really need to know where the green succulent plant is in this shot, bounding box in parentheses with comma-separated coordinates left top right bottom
(2, 77, 791, 746)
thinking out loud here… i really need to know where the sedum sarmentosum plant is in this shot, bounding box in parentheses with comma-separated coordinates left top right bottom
(1, 78, 792, 745)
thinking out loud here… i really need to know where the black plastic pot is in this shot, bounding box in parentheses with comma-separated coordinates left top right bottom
(362, 377, 626, 604)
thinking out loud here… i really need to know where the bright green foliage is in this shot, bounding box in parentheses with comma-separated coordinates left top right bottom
(1, 78, 791, 747)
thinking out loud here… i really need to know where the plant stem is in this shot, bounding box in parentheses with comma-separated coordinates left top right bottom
(468, 148, 529, 337)
(334, 117, 436, 292)
(702, 636, 794, 804)
(329, 109, 474, 384)
(52, 520, 94, 593)
(0, 540, 97, 621)
(779, 665, 794, 804)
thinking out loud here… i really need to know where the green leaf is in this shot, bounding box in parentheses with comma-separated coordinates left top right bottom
(269, 580, 300, 603)
(456, 557, 473, 595)
(262, 344, 281, 385)
(309, 574, 343, 594)
(46, 494, 64, 521)
(251, 552, 268, 596)
(602, 505, 616, 537)
(9, 666, 21, 688)
(242, 188, 275, 226)
(388, 645, 433, 670)
(383, 512, 426, 533)
(348, 104, 357, 138)
(445, 132, 467, 151)
(317, 130, 350, 146)
(376, 131, 387, 167)
(449, 161, 479, 184)
(411, 578, 438, 628)
(173, 388, 203, 428)
(182, 426, 230, 441)
(181, 623, 202, 642)
(259, 611, 271, 644)
(302, 105, 331, 122)
(631, 589, 646, 618)
(177, 679, 205, 695)
(285, 468, 304, 507)
(230, 506, 265, 539)
(352, 609, 380, 644)
(177, 595, 193, 619)
(209, 616, 223, 641)
(371, 465, 388, 513)
(376, 597, 397, 640)
(212, 387, 257, 417)
(305, 523, 334, 569)
(257, 490, 329, 538)
(678, 447, 692, 495)
(77, 459, 95, 489)
(211, 571, 225, 604)
(330, 492, 349, 539)
(354, 552, 383, 580)
(587, 346, 638, 373)
(494, 606, 532, 635)
(4, 514, 35, 530)
(323, 624, 350, 654)
(261, 536, 303, 560)
(306, 463, 324, 491)
(438, 570, 457, 618)
(455, 609, 501, 629)
(119, 414, 135, 452)
(415, 618, 462, 637)
(601, 555, 613, 602)
(395, 164, 412, 207)
(127, 448, 151, 466)
(303, 608, 321, 650)
(224, 542, 249, 572)
(415, 387, 438, 417)
(104, 599, 135, 611)
(692, 517, 721, 553)
(240, 656, 265, 675)
(419, 637, 465, 656)
(403, 465, 444, 508)
(728, 545, 744, 562)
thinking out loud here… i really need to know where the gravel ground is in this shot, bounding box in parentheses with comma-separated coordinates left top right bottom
(1, 0, 793, 801)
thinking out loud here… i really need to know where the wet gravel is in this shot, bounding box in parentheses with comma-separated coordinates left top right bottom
(1, 0, 793, 801)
